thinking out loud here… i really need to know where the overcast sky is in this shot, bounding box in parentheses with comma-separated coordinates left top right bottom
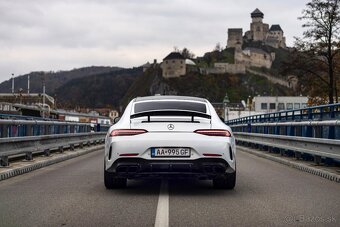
(0, 0, 310, 83)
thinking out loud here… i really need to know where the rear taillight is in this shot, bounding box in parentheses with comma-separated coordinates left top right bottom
(194, 129, 231, 137)
(110, 129, 148, 137)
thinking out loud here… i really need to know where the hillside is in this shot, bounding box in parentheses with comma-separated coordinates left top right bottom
(0, 45, 295, 111)
(0, 66, 122, 95)
(122, 66, 294, 107)
(56, 68, 142, 109)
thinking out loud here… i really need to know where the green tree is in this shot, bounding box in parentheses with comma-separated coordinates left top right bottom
(296, 0, 340, 103)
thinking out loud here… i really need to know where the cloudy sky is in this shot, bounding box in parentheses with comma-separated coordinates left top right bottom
(0, 0, 310, 83)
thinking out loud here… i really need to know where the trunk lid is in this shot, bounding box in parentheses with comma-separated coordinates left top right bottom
(130, 116, 211, 132)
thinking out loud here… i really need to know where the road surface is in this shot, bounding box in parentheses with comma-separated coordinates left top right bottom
(0, 148, 339, 226)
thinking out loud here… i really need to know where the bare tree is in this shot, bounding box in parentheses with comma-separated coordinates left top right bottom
(297, 0, 340, 103)
(180, 47, 195, 59)
(214, 42, 222, 52)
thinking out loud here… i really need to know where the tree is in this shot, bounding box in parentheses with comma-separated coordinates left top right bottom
(296, 0, 340, 103)
(214, 42, 222, 52)
(173, 46, 179, 52)
(180, 47, 195, 59)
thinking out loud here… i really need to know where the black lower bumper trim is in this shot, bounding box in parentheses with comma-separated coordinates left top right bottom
(107, 158, 233, 179)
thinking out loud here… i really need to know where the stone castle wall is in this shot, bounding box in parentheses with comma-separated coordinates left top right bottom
(214, 63, 246, 74)
(238, 48, 274, 69)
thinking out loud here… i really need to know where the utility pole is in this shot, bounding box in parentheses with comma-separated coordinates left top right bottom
(42, 74, 46, 118)
(27, 75, 30, 94)
(11, 73, 14, 93)
(223, 93, 230, 121)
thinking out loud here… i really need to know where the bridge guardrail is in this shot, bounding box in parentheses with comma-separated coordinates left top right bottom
(234, 132, 340, 162)
(0, 132, 106, 167)
(230, 120, 340, 139)
(0, 119, 110, 138)
(230, 120, 340, 163)
(226, 103, 340, 126)
(226, 103, 340, 164)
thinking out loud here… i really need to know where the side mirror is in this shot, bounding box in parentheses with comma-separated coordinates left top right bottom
(113, 117, 121, 124)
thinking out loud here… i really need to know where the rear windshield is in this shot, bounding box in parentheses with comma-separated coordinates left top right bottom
(134, 101, 207, 114)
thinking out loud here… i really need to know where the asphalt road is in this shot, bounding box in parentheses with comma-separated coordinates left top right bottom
(0, 149, 339, 227)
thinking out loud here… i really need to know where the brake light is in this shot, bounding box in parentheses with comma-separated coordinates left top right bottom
(194, 129, 231, 137)
(110, 129, 148, 137)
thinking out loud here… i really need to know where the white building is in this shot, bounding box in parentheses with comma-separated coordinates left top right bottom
(252, 96, 308, 112)
(226, 110, 265, 121)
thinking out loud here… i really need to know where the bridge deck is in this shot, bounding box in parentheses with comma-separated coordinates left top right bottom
(0, 149, 339, 226)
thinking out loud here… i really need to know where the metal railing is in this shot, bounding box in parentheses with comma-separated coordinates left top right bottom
(0, 119, 111, 138)
(226, 103, 340, 139)
(230, 120, 340, 139)
(234, 132, 340, 162)
(227, 103, 340, 163)
(226, 103, 340, 125)
(0, 132, 106, 166)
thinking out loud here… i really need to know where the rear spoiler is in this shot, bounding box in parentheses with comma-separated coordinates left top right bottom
(130, 110, 211, 122)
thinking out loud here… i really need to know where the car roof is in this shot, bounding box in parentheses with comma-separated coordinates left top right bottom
(134, 95, 207, 103)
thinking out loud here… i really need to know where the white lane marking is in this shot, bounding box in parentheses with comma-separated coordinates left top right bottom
(154, 179, 169, 227)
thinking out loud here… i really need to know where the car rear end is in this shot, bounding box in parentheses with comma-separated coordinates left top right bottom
(104, 96, 236, 189)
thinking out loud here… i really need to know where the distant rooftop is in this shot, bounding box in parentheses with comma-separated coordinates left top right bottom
(251, 8, 264, 18)
(141, 62, 151, 67)
(163, 52, 185, 60)
(185, 59, 196, 65)
(0, 93, 55, 105)
(228, 28, 243, 33)
(269, 24, 283, 31)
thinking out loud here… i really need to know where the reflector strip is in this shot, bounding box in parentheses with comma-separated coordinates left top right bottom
(203, 153, 222, 157)
(119, 153, 139, 157)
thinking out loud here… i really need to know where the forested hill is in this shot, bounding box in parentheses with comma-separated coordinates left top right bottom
(55, 67, 142, 109)
(0, 66, 123, 94)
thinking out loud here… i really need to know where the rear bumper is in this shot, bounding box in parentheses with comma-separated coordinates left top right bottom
(107, 158, 235, 179)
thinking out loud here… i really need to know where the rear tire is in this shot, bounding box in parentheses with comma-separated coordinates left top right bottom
(104, 169, 127, 189)
(213, 171, 236, 189)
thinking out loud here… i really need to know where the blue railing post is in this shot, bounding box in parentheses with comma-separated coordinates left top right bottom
(328, 106, 335, 139)
(305, 109, 313, 137)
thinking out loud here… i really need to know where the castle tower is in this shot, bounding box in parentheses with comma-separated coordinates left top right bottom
(249, 8, 269, 41)
(227, 28, 243, 48)
(251, 8, 263, 23)
(266, 24, 286, 48)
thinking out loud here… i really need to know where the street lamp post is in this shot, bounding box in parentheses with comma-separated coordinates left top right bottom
(223, 93, 230, 121)
(42, 82, 46, 118)
(42, 73, 46, 118)
(11, 73, 14, 94)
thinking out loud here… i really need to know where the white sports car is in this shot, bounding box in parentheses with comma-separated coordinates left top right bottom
(104, 96, 236, 189)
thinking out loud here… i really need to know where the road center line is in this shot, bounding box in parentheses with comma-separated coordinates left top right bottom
(154, 179, 169, 227)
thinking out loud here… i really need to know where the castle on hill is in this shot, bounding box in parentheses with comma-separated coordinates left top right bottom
(209, 8, 287, 75)
(158, 8, 287, 78)
(227, 8, 286, 49)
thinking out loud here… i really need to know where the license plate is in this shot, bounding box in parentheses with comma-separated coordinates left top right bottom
(151, 147, 191, 157)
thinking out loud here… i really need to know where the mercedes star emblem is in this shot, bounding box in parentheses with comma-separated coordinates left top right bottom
(167, 124, 175, 130)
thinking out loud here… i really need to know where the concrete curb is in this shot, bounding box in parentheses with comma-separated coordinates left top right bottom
(238, 146, 340, 183)
(0, 145, 104, 182)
